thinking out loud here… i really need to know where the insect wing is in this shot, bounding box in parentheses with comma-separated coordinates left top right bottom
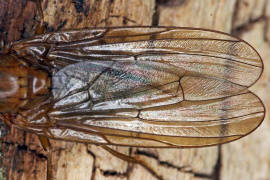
(13, 27, 262, 87)
(14, 27, 264, 147)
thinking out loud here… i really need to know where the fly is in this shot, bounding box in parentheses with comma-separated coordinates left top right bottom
(0, 1, 265, 179)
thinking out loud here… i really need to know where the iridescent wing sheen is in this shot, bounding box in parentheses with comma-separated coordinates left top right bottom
(13, 27, 264, 147)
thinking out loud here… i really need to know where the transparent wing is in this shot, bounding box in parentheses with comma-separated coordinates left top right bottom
(15, 27, 264, 147)
(48, 92, 264, 147)
(13, 27, 262, 87)
(47, 60, 263, 147)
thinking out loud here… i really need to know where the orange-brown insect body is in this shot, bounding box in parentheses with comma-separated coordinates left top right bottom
(0, 55, 50, 113)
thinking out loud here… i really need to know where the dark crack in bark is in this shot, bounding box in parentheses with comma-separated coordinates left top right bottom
(98, 163, 136, 180)
(152, 1, 160, 26)
(232, 15, 267, 36)
(56, 19, 67, 31)
(88, 147, 137, 180)
(212, 146, 222, 180)
(87, 148, 97, 180)
(264, 0, 270, 44)
(231, 0, 269, 45)
(156, 0, 187, 7)
(2, 140, 47, 180)
(135, 149, 215, 179)
(2, 141, 47, 161)
(71, 0, 85, 14)
(100, 168, 127, 178)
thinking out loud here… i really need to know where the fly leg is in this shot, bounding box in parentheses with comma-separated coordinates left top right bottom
(102, 145, 163, 180)
(39, 136, 55, 180)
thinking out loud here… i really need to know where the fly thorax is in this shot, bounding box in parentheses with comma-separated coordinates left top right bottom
(0, 55, 51, 113)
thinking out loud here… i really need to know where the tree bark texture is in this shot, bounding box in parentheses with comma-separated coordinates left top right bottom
(0, 0, 270, 180)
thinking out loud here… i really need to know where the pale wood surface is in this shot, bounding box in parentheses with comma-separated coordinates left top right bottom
(0, 0, 270, 180)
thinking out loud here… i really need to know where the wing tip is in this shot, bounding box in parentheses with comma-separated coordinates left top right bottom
(232, 31, 264, 87)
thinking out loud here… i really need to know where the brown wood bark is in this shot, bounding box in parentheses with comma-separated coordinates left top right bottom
(0, 0, 270, 180)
